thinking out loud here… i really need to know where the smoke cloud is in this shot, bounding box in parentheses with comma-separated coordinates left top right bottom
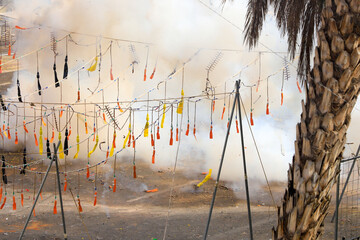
(3, 0, 359, 188)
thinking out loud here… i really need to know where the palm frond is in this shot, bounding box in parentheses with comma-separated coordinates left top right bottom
(243, 0, 269, 49)
(223, 0, 324, 82)
(297, 0, 322, 82)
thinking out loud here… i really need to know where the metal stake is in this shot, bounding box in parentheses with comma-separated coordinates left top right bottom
(203, 80, 238, 240)
(236, 80, 253, 240)
(335, 164, 340, 240)
(19, 142, 61, 240)
(331, 144, 360, 223)
(53, 143, 68, 240)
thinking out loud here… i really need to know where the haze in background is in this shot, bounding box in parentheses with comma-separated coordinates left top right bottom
(2, 0, 359, 186)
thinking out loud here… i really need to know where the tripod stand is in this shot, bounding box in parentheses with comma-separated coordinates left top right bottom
(19, 141, 68, 240)
(203, 80, 253, 240)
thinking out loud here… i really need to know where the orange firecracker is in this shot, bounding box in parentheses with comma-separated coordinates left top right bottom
(117, 102, 123, 113)
(23, 121, 29, 133)
(15, 25, 27, 30)
(12, 195, 16, 210)
(50, 130, 54, 143)
(93, 127, 96, 141)
(0, 196, 6, 209)
(7, 128, 11, 139)
(53, 200, 57, 214)
(78, 198, 83, 212)
(112, 133, 116, 148)
(85, 122, 88, 134)
(15, 132, 18, 144)
(64, 178, 67, 192)
(113, 178, 116, 193)
(86, 165, 90, 179)
(34, 133, 38, 146)
(156, 126, 160, 139)
(133, 165, 137, 178)
(297, 80, 302, 93)
(169, 129, 173, 146)
(150, 67, 156, 79)
(127, 133, 131, 147)
(102, 113, 106, 123)
(93, 191, 97, 206)
(110, 68, 114, 81)
(152, 149, 155, 164)
(41, 117, 46, 126)
(145, 188, 158, 193)
(68, 127, 72, 139)
(185, 123, 189, 136)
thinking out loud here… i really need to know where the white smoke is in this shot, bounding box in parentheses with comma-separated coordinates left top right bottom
(3, 0, 357, 189)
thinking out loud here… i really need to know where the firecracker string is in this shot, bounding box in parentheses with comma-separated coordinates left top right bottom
(221, 83, 226, 120)
(210, 101, 213, 139)
(144, 46, 149, 81)
(250, 87, 254, 126)
(161, 82, 166, 128)
(193, 101, 197, 140)
(144, 93, 149, 137)
(150, 56, 157, 80)
(113, 154, 117, 192)
(266, 77, 270, 115)
(169, 104, 173, 146)
(256, 52, 261, 92)
(94, 165, 97, 206)
(132, 110, 136, 178)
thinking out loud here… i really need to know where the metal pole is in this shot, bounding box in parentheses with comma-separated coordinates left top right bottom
(203, 82, 238, 240)
(335, 164, 340, 240)
(331, 145, 360, 222)
(341, 155, 360, 163)
(19, 142, 61, 240)
(235, 80, 253, 240)
(53, 143, 68, 240)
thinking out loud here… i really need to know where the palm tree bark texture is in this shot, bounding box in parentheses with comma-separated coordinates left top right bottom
(272, 0, 360, 239)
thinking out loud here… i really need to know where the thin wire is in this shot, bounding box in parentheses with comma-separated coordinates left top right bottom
(68, 188, 92, 240)
(162, 101, 185, 240)
(239, 95, 276, 208)
(196, 0, 296, 66)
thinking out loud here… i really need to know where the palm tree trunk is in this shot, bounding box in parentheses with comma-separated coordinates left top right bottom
(273, 0, 360, 239)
